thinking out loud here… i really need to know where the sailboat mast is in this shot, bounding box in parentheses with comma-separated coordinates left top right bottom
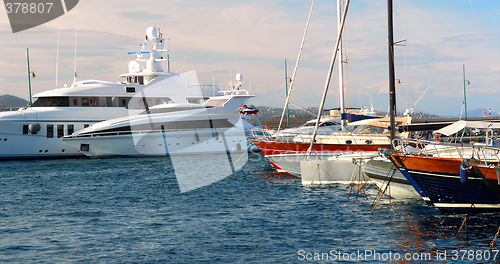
(338, 0, 346, 130)
(26, 48, 32, 106)
(388, 0, 396, 145)
(285, 59, 289, 128)
(306, 0, 350, 156)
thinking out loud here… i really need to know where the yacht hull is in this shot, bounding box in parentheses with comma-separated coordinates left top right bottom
(362, 158, 423, 199)
(390, 154, 500, 213)
(64, 129, 247, 158)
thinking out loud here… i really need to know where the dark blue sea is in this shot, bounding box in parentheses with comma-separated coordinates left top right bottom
(1, 153, 500, 263)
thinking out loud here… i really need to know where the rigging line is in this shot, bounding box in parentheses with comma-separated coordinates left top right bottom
(55, 28, 60, 89)
(287, 102, 317, 117)
(468, 0, 500, 72)
(276, 0, 315, 134)
(396, 0, 409, 111)
(362, 0, 383, 38)
(72, 25, 78, 86)
(306, 0, 350, 158)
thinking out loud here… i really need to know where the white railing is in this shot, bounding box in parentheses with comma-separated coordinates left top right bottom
(391, 137, 500, 166)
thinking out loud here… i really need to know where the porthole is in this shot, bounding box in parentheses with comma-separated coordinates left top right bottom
(3, 138, 6, 141)
(44, 150, 48, 153)
(39, 150, 42, 153)
(62, 149, 65, 152)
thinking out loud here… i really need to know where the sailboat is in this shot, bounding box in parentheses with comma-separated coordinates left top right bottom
(254, 0, 403, 177)
(299, 0, 405, 185)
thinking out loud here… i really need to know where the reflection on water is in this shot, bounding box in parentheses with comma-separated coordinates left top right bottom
(384, 201, 500, 262)
(1, 153, 500, 263)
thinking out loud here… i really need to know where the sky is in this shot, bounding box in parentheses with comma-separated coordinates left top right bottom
(0, 0, 499, 116)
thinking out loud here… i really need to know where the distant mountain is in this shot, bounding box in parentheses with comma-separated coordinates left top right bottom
(255, 106, 440, 121)
(256, 106, 319, 121)
(0, 94, 29, 108)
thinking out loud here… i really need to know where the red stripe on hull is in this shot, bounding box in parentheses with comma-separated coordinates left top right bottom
(254, 140, 390, 157)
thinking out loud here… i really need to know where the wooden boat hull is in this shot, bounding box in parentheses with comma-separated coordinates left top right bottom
(390, 154, 500, 213)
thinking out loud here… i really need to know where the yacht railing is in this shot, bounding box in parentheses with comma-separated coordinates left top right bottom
(250, 128, 274, 140)
(391, 137, 500, 165)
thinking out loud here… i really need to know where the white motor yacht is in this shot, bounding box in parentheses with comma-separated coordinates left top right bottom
(0, 26, 250, 160)
(62, 104, 247, 157)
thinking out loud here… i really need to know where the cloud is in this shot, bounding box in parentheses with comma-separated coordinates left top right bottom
(0, 0, 499, 116)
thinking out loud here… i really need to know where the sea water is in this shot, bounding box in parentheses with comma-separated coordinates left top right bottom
(0, 153, 499, 263)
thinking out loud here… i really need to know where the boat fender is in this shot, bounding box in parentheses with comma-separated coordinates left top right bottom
(459, 161, 470, 184)
(237, 143, 241, 151)
(28, 123, 41, 134)
(214, 131, 219, 141)
(195, 133, 200, 142)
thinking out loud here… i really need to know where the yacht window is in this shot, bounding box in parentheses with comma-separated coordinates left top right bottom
(31, 97, 70, 107)
(154, 98, 173, 105)
(111, 97, 120, 107)
(127, 98, 140, 109)
(89, 97, 98, 106)
(119, 98, 129, 107)
(321, 121, 340, 127)
(23, 125, 28, 134)
(99, 97, 106, 107)
(82, 97, 89, 106)
(187, 98, 203, 104)
(67, 124, 74, 135)
(138, 76, 144, 84)
(142, 105, 209, 115)
(106, 97, 113, 107)
(126, 87, 136, 93)
(302, 122, 316, 127)
(84, 124, 89, 128)
(57, 125, 64, 138)
(47, 125, 53, 138)
(72, 98, 80, 106)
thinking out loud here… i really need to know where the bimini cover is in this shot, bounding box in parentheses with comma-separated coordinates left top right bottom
(433, 121, 500, 136)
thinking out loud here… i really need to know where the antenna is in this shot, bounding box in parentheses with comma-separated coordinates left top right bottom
(166, 33, 171, 72)
(27, 48, 32, 106)
(55, 28, 60, 88)
(212, 53, 216, 96)
(72, 25, 78, 86)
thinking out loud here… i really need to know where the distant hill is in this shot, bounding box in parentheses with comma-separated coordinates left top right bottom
(256, 106, 318, 121)
(255, 106, 440, 121)
(0, 94, 29, 109)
